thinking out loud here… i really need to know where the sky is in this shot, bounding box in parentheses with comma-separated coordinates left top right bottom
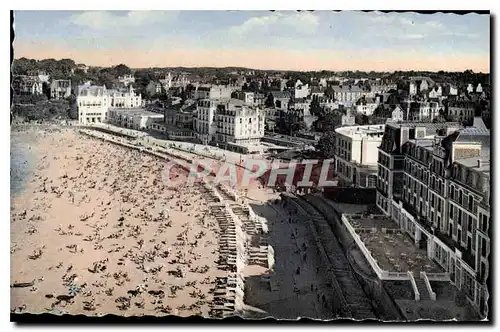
(13, 10, 490, 72)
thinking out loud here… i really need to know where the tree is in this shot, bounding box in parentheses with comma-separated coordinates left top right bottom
(113, 64, 131, 77)
(309, 95, 322, 116)
(42, 82, 51, 99)
(316, 131, 336, 158)
(324, 86, 335, 99)
(295, 120, 308, 132)
(66, 94, 78, 119)
(314, 111, 342, 132)
(97, 70, 115, 89)
(12, 57, 38, 75)
(433, 113, 447, 123)
(58, 58, 76, 75)
(373, 105, 390, 118)
(355, 113, 371, 125)
(265, 93, 275, 108)
(249, 81, 259, 93)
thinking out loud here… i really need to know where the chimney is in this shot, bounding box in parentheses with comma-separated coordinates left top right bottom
(477, 160, 481, 168)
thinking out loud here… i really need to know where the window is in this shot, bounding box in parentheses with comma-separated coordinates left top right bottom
(449, 205, 454, 219)
(467, 215, 473, 232)
(481, 238, 487, 257)
(482, 214, 488, 233)
(468, 196, 473, 211)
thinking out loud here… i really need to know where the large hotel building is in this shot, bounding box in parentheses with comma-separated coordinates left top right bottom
(376, 119, 490, 317)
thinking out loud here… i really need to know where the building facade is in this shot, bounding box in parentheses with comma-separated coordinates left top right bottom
(376, 120, 489, 318)
(214, 99, 265, 144)
(335, 124, 385, 188)
(191, 84, 233, 100)
(107, 108, 164, 130)
(406, 101, 442, 121)
(118, 74, 135, 87)
(331, 85, 365, 107)
(294, 79, 310, 99)
(50, 80, 71, 99)
(355, 96, 380, 116)
(77, 84, 142, 124)
(195, 99, 218, 144)
(12, 75, 43, 96)
(447, 100, 476, 125)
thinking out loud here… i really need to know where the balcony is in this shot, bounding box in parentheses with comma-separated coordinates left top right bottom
(461, 248, 476, 271)
(402, 201, 433, 233)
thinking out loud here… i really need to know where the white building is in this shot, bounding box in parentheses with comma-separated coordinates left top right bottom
(355, 96, 380, 116)
(195, 99, 218, 144)
(409, 77, 435, 96)
(12, 75, 43, 96)
(159, 72, 173, 90)
(406, 101, 442, 121)
(428, 86, 443, 99)
(476, 83, 483, 93)
(77, 84, 142, 125)
(191, 84, 233, 100)
(76, 85, 110, 124)
(444, 84, 458, 96)
(467, 84, 474, 94)
(37, 71, 50, 84)
(118, 74, 135, 87)
(233, 91, 255, 105)
(107, 86, 142, 108)
(334, 124, 385, 188)
(214, 99, 265, 144)
(448, 100, 476, 124)
(242, 92, 254, 105)
(289, 98, 312, 117)
(331, 85, 366, 107)
(294, 80, 310, 99)
(146, 81, 163, 96)
(77, 64, 88, 73)
(50, 80, 71, 100)
(107, 108, 164, 130)
(390, 105, 405, 122)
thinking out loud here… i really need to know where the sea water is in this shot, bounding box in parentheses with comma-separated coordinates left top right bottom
(10, 133, 36, 196)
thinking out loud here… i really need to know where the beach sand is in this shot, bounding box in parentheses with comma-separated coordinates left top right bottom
(11, 127, 226, 317)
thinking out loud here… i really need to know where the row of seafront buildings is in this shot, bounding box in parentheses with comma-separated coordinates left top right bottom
(332, 117, 490, 317)
(375, 119, 490, 316)
(75, 81, 266, 153)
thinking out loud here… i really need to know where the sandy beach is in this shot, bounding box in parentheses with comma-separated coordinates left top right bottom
(11, 125, 340, 320)
(10, 126, 227, 317)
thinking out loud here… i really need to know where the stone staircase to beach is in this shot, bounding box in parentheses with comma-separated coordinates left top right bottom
(217, 185, 269, 268)
(414, 277, 431, 301)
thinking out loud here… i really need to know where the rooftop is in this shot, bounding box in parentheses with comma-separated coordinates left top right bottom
(272, 91, 291, 99)
(332, 85, 364, 93)
(386, 121, 461, 130)
(345, 214, 442, 274)
(112, 108, 163, 118)
(78, 85, 106, 97)
(335, 124, 385, 138)
(454, 118, 490, 171)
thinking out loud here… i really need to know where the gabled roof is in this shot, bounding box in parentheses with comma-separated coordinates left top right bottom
(272, 91, 291, 99)
(331, 85, 364, 93)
